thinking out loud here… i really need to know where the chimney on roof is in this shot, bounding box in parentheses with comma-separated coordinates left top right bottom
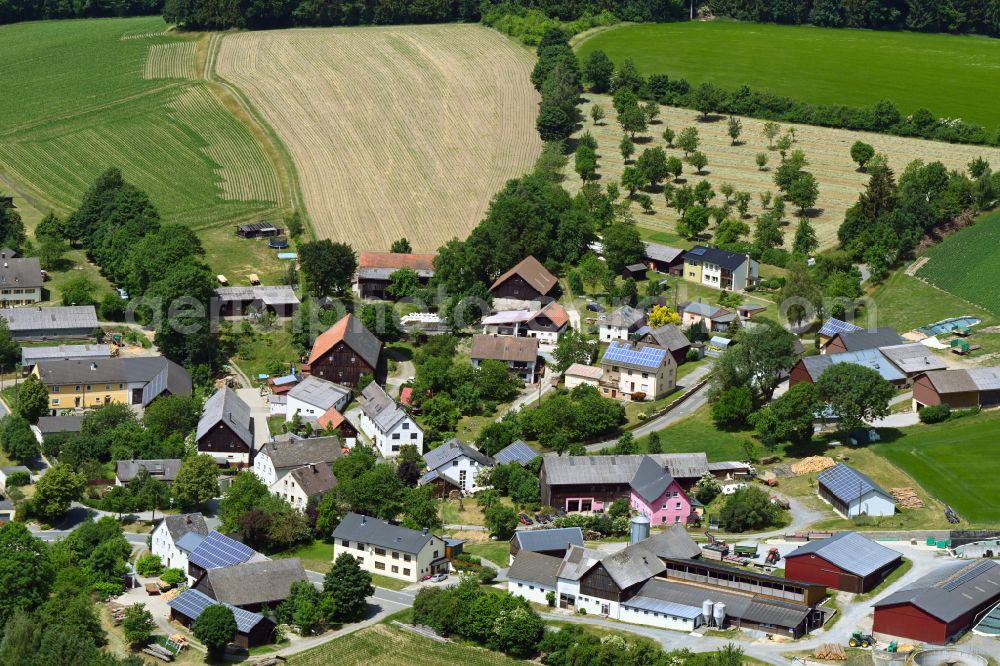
(361, 515, 366, 525)
(310, 463, 317, 473)
(90, 362, 97, 371)
(422, 527, 428, 535)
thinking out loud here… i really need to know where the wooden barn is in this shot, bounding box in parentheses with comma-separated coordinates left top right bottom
(784, 532, 902, 593)
(195, 387, 255, 466)
(167, 589, 275, 649)
(489, 256, 557, 301)
(304, 313, 382, 387)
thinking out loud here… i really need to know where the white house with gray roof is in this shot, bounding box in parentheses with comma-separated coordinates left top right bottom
(151, 513, 210, 572)
(357, 382, 423, 457)
(331, 512, 451, 582)
(0, 257, 43, 307)
(285, 375, 350, 424)
(252, 433, 342, 490)
(599, 306, 646, 342)
(419, 438, 494, 495)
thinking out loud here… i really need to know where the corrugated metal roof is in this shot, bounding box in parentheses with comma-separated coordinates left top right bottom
(287, 375, 350, 411)
(606, 306, 645, 329)
(801, 348, 906, 383)
(817, 463, 895, 506)
(878, 343, 949, 375)
(875, 560, 1000, 623)
(21, 344, 111, 366)
(787, 532, 901, 577)
(829, 327, 903, 352)
(623, 594, 703, 619)
(967, 367, 1000, 391)
(197, 387, 253, 446)
(0, 305, 98, 332)
(642, 242, 684, 264)
(512, 527, 584, 553)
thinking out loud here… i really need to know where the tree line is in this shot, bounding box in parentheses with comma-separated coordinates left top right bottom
(707, 0, 1000, 38)
(162, 0, 683, 30)
(0, 0, 161, 26)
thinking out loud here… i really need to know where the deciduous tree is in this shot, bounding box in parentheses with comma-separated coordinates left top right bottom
(324, 553, 374, 622)
(299, 239, 357, 296)
(194, 605, 237, 656)
(172, 454, 220, 509)
(817, 363, 894, 432)
(33, 464, 85, 522)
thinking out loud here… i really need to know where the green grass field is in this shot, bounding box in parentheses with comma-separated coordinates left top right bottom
(872, 411, 1000, 524)
(635, 404, 756, 461)
(0, 17, 287, 276)
(287, 622, 526, 665)
(916, 212, 1000, 316)
(576, 22, 1000, 128)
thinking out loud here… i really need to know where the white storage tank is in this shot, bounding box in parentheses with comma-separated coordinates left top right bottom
(630, 514, 651, 544)
(702, 599, 714, 626)
(713, 602, 727, 628)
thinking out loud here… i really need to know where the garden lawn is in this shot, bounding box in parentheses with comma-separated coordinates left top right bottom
(232, 327, 301, 385)
(464, 541, 510, 567)
(868, 266, 998, 333)
(635, 404, 757, 461)
(286, 622, 525, 665)
(916, 211, 1000, 316)
(576, 22, 1000, 128)
(273, 539, 334, 574)
(871, 411, 1000, 524)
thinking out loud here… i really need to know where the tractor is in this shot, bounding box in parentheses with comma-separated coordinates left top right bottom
(764, 547, 781, 565)
(848, 631, 875, 648)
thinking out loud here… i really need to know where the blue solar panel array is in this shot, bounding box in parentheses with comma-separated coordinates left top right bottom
(689, 247, 706, 256)
(942, 559, 994, 592)
(495, 440, 539, 466)
(602, 342, 667, 369)
(817, 464, 889, 504)
(818, 318, 862, 338)
(188, 531, 257, 570)
(168, 589, 265, 633)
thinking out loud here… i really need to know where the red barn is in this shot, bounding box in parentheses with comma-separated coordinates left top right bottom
(784, 532, 902, 594)
(873, 560, 1000, 644)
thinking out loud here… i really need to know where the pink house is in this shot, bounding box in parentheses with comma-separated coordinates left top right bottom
(629, 457, 693, 526)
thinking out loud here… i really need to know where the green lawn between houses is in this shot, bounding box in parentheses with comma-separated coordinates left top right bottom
(576, 21, 1000, 128)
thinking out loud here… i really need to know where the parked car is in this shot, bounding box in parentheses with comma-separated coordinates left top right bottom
(518, 513, 533, 525)
(534, 513, 547, 524)
(586, 301, 605, 313)
(429, 573, 448, 583)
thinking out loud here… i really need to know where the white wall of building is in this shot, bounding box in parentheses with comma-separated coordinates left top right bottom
(599, 324, 629, 343)
(564, 375, 600, 391)
(252, 452, 279, 487)
(360, 412, 424, 458)
(332, 535, 447, 583)
(509, 579, 555, 606)
(435, 456, 489, 495)
(285, 392, 348, 423)
(151, 523, 187, 573)
(618, 605, 700, 632)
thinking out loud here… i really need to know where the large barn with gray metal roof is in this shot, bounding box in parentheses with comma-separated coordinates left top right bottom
(784, 532, 902, 593)
(873, 559, 1000, 643)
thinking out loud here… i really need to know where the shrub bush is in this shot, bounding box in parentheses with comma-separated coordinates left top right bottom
(136, 553, 163, 577)
(5, 471, 29, 487)
(161, 568, 186, 586)
(478, 568, 497, 585)
(918, 404, 951, 424)
(950, 407, 981, 420)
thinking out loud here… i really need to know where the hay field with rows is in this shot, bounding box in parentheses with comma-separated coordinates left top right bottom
(564, 94, 1000, 251)
(216, 25, 542, 253)
(916, 210, 1000, 316)
(0, 17, 288, 275)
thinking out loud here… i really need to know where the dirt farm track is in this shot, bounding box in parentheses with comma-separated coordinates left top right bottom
(217, 25, 542, 252)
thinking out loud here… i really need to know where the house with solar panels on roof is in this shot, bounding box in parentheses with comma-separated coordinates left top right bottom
(493, 440, 539, 467)
(419, 438, 494, 495)
(193, 558, 307, 612)
(873, 559, 1000, 644)
(599, 341, 676, 400)
(784, 531, 902, 593)
(817, 318, 862, 346)
(168, 588, 276, 648)
(186, 530, 269, 587)
(682, 245, 758, 292)
(817, 463, 896, 518)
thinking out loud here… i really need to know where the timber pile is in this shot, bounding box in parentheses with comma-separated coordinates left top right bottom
(891, 487, 924, 509)
(791, 456, 836, 475)
(108, 604, 126, 626)
(162, 588, 182, 602)
(142, 644, 174, 662)
(814, 644, 847, 660)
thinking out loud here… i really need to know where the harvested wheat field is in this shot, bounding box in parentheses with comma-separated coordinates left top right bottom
(567, 94, 1000, 251)
(217, 25, 542, 252)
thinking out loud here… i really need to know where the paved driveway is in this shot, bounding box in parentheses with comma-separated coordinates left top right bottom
(236, 387, 273, 446)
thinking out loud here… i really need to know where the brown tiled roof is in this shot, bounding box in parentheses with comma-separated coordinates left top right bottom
(490, 256, 557, 296)
(359, 252, 435, 271)
(471, 335, 538, 363)
(534, 302, 569, 328)
(290, 463, 338, 497)
(307, 313, 382, 367)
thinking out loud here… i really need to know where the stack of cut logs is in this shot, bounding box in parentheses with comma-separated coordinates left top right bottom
(813, 643, 847, 660)
(891, 487, 924, 509)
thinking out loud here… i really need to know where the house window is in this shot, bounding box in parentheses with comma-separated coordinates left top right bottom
(392, 445, 400, 452)
(675, 502, 681, 509)
(433, 550, 439, 558)
(402, 422, 409, 430)
(392, 551, 399, 559)
(105, 384, 110, 390)
(452, 460, 458, 466)
(391, 565, 398, 573)
(375, 562, 385, 571)
(53, 386, 59, 393)
(86, 385, 91, 391)
(642, 373, 648, 379)
(661, 503, 668, 510)
(403, 568, 410, 576)
(392, 433, 400, 440)
(410, 433, 417, 440)
(75, 386, 81, 391)
(459, 470, 467, 487)
(403, 554, 411, 562)
(374, 547, 386, 556)
(356, 542, 364, 550)
(119, 384, 123, 389)
(52, 399, 60, 406)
